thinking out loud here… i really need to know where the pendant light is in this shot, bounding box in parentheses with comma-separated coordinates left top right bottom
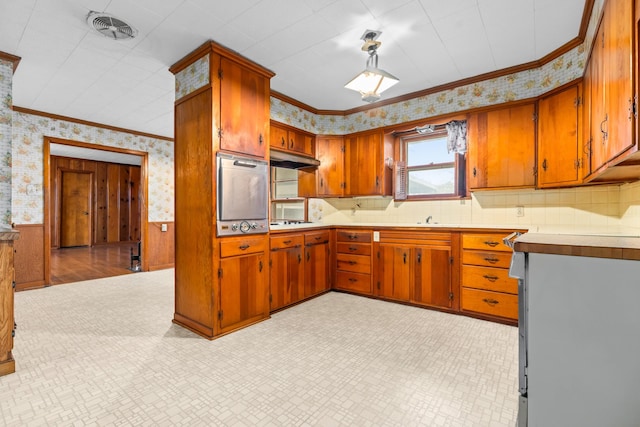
(345, 30, 399, 103)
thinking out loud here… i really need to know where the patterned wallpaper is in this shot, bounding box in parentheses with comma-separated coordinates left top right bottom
(271, 43, 586, 135)
(12, 112, 174, 225)
(174, 54, 209, 100)
(0, 59, 12, 227)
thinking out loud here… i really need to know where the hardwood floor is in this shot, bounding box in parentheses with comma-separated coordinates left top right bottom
(50, 242, 140, 285)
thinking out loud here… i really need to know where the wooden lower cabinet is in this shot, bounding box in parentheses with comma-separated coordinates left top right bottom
(460, 231, 521, 323)
(219, 251, 269, 334)
(269, 230, 331, 312)
(269, 235, 304, 311)
(334, 229, 372, 295)
(0, 231, 18, 377)
(375, 231, 454, 310)
(304, 231, 331, 297)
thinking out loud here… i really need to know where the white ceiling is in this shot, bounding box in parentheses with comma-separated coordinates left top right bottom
(1, 0, 587, 139)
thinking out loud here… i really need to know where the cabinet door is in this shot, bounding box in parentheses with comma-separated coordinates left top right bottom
(345, 132, 383, 196)
(220, 57, 269, 158)
(305, 242, 330, 297)
(376, 244, 410, 301)
(537, 84, 583, 187)
(270, 125, 288, 150)
(603, 0, 635, 163)
(468, 103, 536, 189)
(0, 242, 14, 365)
(316, 136, 345, 196)
(218, 252, 269, 334)
(412, 246, 452, 309)
(290, 131, 314, 156)
(298, 168, 317, 198)
(269, 247, 304, 311)
(588, 27, 607, 173)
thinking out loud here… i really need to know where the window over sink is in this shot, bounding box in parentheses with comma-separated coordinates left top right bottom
(395, 124, 467, 200)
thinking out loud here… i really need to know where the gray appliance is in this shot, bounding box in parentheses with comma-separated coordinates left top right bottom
(216, 152, 269, 236)
(504, 232, 527, 426)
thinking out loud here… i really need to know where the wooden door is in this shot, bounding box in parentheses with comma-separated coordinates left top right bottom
(589, 26, 607, 174)
(345, 132, 382, 196)
(269, 246, 304, 311)
(298, 168, 317, 198)
(603, 0, 635, 163)
(0, 241, 14, 370)
(537, 84, 583, 187)
(316, 136, 345, 196)
(220, 57, 269, 158)
(304, 242, 330, 297)
(376, 244, 410, 301)
(60, 171, 92, 247)
(219, 252, 268, 334)
(468, 104, 536, 189)
(411, 246, 452, 309)
(270, 124, 288, 150)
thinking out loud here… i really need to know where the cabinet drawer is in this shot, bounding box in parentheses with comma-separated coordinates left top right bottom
(462, 250, 512, 268)
(461, 288, 518, 320)
(461, 265, 518, 294)
(337, 242, 371, 256)
(337, 230, 371, 243)
(270, 234, 303, 250)
(304, 230, 330, 246)
(462, 233, 513, 252)
(336, 253, 371, 274)
(335, 271, 371, 294)
(220, 236, 267, 257)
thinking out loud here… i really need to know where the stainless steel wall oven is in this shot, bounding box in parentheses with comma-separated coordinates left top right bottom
(216, 152, 269, 236)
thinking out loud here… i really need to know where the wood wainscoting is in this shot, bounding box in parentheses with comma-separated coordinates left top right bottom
(147, 222, 175, 271)
(13, 224, 47, 291)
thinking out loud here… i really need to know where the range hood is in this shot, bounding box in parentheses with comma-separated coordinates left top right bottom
(270, 149, 320, 169)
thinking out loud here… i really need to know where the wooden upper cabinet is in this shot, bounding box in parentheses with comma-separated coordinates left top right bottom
(585, 0, 637, 182)
(537, 83, 583, 188)
(316, 135, 345, 197)
(270, 122, 314, 157)
(467, 103, 536, 190)
(344, 130, 392, 197)
(219, 57, 270, 158)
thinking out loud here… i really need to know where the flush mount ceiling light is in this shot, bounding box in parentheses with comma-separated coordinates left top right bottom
(86, 11, 138, 41)
(345, 30, 399, 103)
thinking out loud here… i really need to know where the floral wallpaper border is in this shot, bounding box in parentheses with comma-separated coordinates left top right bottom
(0, 59, 12, 227)
(175, 54, 209, 100)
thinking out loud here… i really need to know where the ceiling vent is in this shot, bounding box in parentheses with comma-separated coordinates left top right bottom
(86, 12, 138, 41)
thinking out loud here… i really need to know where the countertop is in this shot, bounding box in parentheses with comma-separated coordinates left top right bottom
(0, 228, 19, 241)
(269, 222, 528, 233)
(514, 233, 640, 260)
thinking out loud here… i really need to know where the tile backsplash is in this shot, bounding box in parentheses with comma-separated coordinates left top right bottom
(310, 182, 640, 235)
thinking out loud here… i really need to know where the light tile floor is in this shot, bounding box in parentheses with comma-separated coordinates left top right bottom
(1, 270, 518, 426)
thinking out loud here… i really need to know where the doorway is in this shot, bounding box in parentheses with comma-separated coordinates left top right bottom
(44, 138, 148, 286)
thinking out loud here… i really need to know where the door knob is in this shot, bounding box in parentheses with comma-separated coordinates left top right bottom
(82, 211, 89, 215)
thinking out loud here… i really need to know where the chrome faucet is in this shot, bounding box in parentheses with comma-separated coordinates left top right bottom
(426, 216, 433, 224)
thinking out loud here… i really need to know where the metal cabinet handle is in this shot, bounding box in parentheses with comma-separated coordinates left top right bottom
(542, 158, 548, 171)
(281, 137, 286, 147)
(600, 114, 608, 141)
(259, 260, 263, 272)
(348, 261, 357, 265)
(348, 234, 358, 240)
(473, 167, 477, 177)
(484, 257, 499, 264)
(298, 254, 302, 264)
(306, 251, 310, 262)
(403, 252, 407, 264)
(348, 278, 357, 283)
(283, 240, 292, 244)
(483, 298, 499, 306)
(348, 246, 358, 252)
(483, 240, 499, 247)
(258, 133, 263, 145)
(417, 253, 421, 264)
(239, 244, 250, 250)
(483, 274, 499, 282)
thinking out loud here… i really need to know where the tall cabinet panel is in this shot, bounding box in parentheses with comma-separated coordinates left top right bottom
(316, 136, 345, 197)
(170, 41, 274, 339)
(537, 83, 584, 188)
(0, 231, 18, 377)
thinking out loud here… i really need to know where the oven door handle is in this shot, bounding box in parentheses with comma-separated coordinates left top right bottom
(233, 160, 257, 168)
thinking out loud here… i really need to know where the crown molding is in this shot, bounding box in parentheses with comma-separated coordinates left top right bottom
(12, 106, 174, 142)
(0, 51, 21, 73)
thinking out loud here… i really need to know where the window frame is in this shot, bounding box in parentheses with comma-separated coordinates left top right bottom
(270, 166, 308, 222)
(398, 130, 466, 201)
